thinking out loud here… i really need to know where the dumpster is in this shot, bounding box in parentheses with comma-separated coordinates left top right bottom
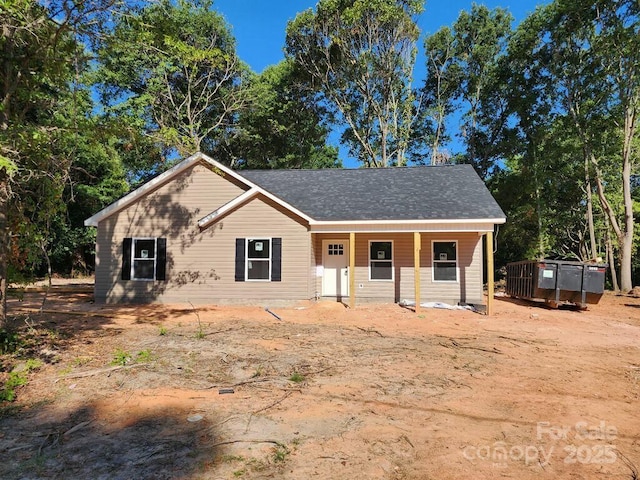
(506, 260, 607, 308)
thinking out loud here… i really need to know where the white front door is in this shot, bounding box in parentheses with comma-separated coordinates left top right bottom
(322, 240, 349, 297)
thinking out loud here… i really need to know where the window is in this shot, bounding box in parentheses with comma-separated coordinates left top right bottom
(247, 238, 271, 281)
(433, 241, 458, 282)
(133, 238, 156, 280)
(328, 243, 344, 256)
(235, 238, 282, 282)
(121, 237, 167, 281)
(369, 241, 393, 281)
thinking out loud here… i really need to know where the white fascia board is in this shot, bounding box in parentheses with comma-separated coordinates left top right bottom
(197, 189, 258, 228)
(84, 152, 208, 227)
(196, 154, 313, 222)
(193, 155, 311, 222)
(308, 218, 506, 233)
(84, 151, 312, 227)
(308, 218, 506, 226)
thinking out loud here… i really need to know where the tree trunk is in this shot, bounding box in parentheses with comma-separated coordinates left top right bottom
(618, 105, 636, 292)
(606, 227, 619, 292)
(591, 161, 635, 291)
(535, 179, 544, 258)
(0, 175, 9, 326)
(529, 139, 545, 259)
(572, 103, 634, 292)
(584, 163, 597, 261)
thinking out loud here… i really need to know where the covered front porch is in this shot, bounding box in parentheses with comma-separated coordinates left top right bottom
(311, 226, 496, 315)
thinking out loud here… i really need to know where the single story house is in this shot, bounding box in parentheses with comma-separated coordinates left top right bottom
(84, 152, 506, 313)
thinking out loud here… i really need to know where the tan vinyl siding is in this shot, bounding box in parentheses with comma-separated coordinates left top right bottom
(418, 232, 483, 304)
(192, 195, 310, 303)
(353, 234, 406, 301)
(309, 235, 317, 299)
(313, 232, 483, 304)
(95, 162, 311, 304)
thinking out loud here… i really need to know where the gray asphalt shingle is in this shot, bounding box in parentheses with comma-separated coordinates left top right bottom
(238, 164, 505, 221)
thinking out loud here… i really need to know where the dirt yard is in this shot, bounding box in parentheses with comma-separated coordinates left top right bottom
(1, 287, 639, 479)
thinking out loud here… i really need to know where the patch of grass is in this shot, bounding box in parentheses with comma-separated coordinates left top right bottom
(0, 328, 22, 354)
(158, 326, 167, 336)
(232, 468, 246, 477)
(1, 359, 41, 402)
(24, 359, 42, 370)
(246, 457, 267, 472)
(110, 349, 131, 366)
(72, 356, 92, 367)
(288, 372, 305, 383)
(190, 302, 205, 339)
(111, 349, 152, 365)
(44, 329, 59, 341)
(252, 365, 265, 378)
(222, 454, 245, 463)
(271, 444, 290, 463)
(136, 349, 153, 363)
(0, 371, 27, 402)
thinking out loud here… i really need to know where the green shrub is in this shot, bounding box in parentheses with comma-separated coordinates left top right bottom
(0, 329, 21, 354)
(110, 349, 131, 366)
(0, 371, 27, 401)
(288, 372, 305, 383)
(1, 360, 41, 402)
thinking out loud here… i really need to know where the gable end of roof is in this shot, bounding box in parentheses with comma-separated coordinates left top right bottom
(84, 152, 314, 227)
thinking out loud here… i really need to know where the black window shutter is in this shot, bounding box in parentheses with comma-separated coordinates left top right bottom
(272, 237, 282, 282)
(121, 238, 132, 280)
(235, 238, 246, 281)
(156, 238, 167, 281)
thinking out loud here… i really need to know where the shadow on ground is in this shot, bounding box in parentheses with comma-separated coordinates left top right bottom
(0, 401, 215, 480)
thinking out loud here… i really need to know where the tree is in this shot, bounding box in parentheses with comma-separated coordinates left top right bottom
(541, 0, 639, 291)
(0, 1, 82, 320)
(421, 27, 459, 164)
(217, 60, 339, 170)
(483, 0, 638, 289)
(97, 0, 247, 163)
(421, 5, 513, 177)
(496, 7, 561, 260)
(453, 5, 513, 178)
(1, 0, 124, 322)
(285, 0, 423, 168)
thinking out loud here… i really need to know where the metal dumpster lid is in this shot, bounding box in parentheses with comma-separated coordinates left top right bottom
(537, 260, 608, 269)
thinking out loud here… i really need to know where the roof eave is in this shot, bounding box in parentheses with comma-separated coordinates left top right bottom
(197, 189, 258, 228)
(308, 217, 506, 226)
(84, 152, 210, 227)
(84, 152, 314, 227)
(308, 217, 506, 233)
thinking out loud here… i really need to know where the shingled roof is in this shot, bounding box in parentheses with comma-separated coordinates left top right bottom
(238, 164, 505, 222)
(85, 153, 506, 227)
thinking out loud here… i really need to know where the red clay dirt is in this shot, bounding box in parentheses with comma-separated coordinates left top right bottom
(1, 286, 639, 479)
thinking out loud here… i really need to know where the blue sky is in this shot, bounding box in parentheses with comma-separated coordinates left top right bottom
(213, 0, 548, 166)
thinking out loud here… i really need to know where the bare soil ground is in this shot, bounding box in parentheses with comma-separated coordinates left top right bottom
(1, 286, 640, 479)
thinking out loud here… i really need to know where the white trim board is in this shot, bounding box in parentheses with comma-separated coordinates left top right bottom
(84, 152, 313, 227)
